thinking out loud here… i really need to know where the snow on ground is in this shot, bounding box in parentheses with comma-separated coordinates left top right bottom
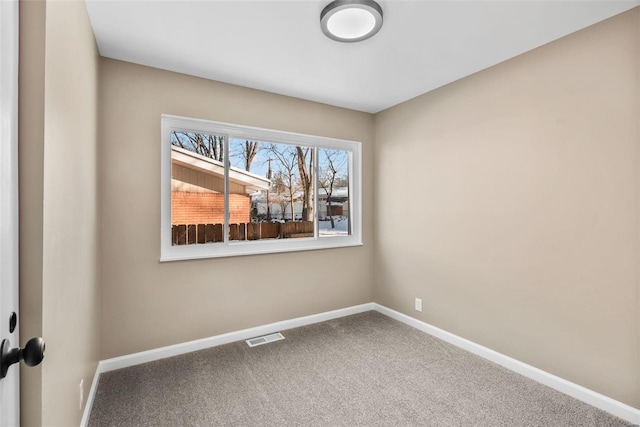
(319, 216, 349, 236)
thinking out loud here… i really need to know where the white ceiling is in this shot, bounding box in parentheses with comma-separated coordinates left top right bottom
(86, 0, 639, 114)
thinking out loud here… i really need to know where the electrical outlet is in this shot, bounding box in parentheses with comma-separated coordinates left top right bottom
(79, 379, 84, 410)
(415, 298, 422, 312)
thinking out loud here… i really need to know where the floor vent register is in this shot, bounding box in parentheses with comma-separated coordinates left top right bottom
(246, 332, 285, 347)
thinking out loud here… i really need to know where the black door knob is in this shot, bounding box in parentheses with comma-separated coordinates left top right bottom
(0, 337, 45, 379)
(22, 337, 45, 367)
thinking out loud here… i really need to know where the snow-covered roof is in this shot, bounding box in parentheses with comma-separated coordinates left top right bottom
(251, 187, 349, 202)
(318, 186, 348, 198)
(251, 190, 304, 203)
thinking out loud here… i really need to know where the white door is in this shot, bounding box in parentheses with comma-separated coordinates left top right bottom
(0, 0, 20, 425)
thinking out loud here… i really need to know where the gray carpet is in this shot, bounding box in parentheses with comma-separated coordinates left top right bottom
(88, 311, 633, 426)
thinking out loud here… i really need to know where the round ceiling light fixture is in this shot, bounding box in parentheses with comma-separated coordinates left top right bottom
(320, 0, 383, 43)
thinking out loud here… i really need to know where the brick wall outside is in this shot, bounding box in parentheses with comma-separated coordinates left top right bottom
(171, 191, 250, 225)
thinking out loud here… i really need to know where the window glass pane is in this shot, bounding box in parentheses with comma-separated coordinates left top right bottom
(229, 138, 315, 240)
(170, 131, 226, 245)
(318, 148, 350, 237)
(162, 115, 361, 261)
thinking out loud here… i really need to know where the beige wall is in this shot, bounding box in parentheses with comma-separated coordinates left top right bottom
(374, 9, 640, 408)
(99, 59, 374, 359)
(18, 2, 640, 423)
(19, 0, 101, 425)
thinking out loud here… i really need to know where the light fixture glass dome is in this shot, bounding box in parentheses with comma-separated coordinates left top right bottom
(320, 0, 383, 43)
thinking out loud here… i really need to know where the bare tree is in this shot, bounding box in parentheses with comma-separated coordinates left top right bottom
(269, 144, 299, 220)
(230, 140, 259, 171)
(271, 171, 292, 220)
(296, 147, 313, 221)
(171, 131, 224, 161)
(319, 149, 347, 229)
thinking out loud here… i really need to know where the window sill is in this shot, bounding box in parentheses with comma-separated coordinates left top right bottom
(159, 237, 363, 262)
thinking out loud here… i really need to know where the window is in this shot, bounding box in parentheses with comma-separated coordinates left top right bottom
(161, 115, 362, 261)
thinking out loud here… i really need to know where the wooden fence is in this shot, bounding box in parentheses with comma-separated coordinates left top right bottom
(172, 221, 314, 245)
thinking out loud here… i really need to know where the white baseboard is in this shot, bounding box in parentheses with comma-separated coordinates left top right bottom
(97, 303, 374, 373)
(80, 303, 374, 426)
(373, 303, 640, 426)
(81, 302, 640, 426)
(80, 360, 102, 427)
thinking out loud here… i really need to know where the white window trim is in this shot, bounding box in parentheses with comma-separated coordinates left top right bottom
(160, 114, 362, 261)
